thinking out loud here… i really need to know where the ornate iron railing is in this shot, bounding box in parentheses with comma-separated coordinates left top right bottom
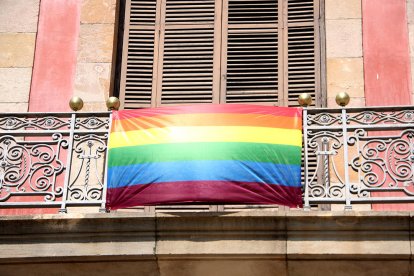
(304, 106, 414, 209)
(0, 112, 111, 213)
(2, 106, 414, 212)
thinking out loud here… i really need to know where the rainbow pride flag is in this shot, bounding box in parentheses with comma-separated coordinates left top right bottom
(106, 104, 303, 209)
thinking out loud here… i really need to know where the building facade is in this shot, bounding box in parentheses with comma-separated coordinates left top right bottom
(1, 0, 414, 275)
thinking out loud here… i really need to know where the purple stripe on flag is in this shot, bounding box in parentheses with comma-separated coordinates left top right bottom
(107, 181, 303, 210)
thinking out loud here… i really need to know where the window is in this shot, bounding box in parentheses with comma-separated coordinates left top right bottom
(119, 0, 324, 108)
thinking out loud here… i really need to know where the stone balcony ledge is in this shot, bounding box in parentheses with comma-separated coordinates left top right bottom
(1, 210, 413, 275)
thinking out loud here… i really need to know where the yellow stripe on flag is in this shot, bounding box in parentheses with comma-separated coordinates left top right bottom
(109, 126, 302, 148)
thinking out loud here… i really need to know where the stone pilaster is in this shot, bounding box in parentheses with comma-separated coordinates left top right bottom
(325, 0, 365, 108)
(0, 0, 40, 112)
(74, 0, 117, 111)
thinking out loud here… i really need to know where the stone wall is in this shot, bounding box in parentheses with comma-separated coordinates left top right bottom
(0, 0, 40, 112)
(74, 0, 117, 111)
(325, 0, 365, 107)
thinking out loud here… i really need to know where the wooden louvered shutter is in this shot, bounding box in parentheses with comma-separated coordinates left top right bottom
(221, 0, 321, 106)
(121, 0, 322, 108)
(285, 0, 320, 107)
(156, 0, 222, 105)
(221, 0, 280, 104)
(120, 0, 161, 109)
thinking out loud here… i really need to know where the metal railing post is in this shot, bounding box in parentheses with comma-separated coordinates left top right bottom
(59, 113, 76, 213)
(341, 108, 352, 210)
(303, 107, 311, 210)
(99, 112, 112, 213)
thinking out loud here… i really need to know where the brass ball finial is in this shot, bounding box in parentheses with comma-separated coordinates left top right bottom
(335, 92, 350, 107)
(106, 96, 120, 111)
(69, 96, 84, 111)
(298, 93, 312, 107)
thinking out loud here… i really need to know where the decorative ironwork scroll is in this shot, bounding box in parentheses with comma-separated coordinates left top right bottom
(304, 107, 414, 210)
(0, 113, 110, 212)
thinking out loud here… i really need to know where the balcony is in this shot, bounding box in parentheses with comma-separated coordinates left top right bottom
(2, 103, 414, 213)
(2, 102, 414, 275)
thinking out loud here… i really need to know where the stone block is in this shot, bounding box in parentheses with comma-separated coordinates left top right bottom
(409, 24, 414, 58)
(0, 261, 159, 276)
(0, 33, 36, 67)
(287, 231, 410, 258)
(411, 57, 414, 97)
(158, 259, 287, 276)
(326, 19, 362, 58)
(327, 58, 364, 98)
(0, 102, 28, 112)
(325, 0, 361, 20)
(327, 97, 365, 108)
(330, 204, 372, 211)
(0, 0, 40, 33)
(0, 68, 32, 103)
(288, 260, 410, 276)
(74, 63, 112, 102)
(81, 0, 116, 24)
(77, 24, 115, 63)
(156, 239, 286, 256)
(408, 0, 414, 24)
(81, 101, 109, 112)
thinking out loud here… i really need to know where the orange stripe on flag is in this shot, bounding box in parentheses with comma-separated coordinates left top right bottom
(111, 113, 301, 132)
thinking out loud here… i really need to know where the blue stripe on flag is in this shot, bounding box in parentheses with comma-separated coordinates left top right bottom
(107, 160, 301, 189)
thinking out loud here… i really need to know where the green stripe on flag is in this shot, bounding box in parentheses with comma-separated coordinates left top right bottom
(108, 142, 301, 167)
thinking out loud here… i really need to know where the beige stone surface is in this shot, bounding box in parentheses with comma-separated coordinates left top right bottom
(1, 240, 155, 259)
(75, 63, 112, 102)
(326, 19, 362, 58)
(287, 237, 410, 258)
(77, 24, 115, 63)
(325, 0, 361, 20)
(0, 102, 28, 112)
(327, 97, 365, 108)
(331, 204, 372, 212)
(412, 57, 414, 98)
(156, 239, 285, 255)
(81, 101, 109, 112)
(327, 58, 364, 98)
(288, 260, 410, 276)
(409, 24, 414, 59)
(0, 33, 36, 67)
(408, 0, 414, 24)
(0, 261, 159, 276)
(158, 259, 287, 276)
(81, 0, 116, 24)
(409, 10, 414, 98)
(0, 0, 40, 33)
(0, 68, 32, 103)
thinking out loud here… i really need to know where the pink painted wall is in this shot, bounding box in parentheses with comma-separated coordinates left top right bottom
(362, 0, 413, 210)
(29, 0, 81, 112)
(363, 0, 412, 106)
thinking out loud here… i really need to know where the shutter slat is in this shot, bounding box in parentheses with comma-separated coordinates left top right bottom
(130, 0, 157, 25)
(287, 0, 314, 23)
(165, 0, 215, 24)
